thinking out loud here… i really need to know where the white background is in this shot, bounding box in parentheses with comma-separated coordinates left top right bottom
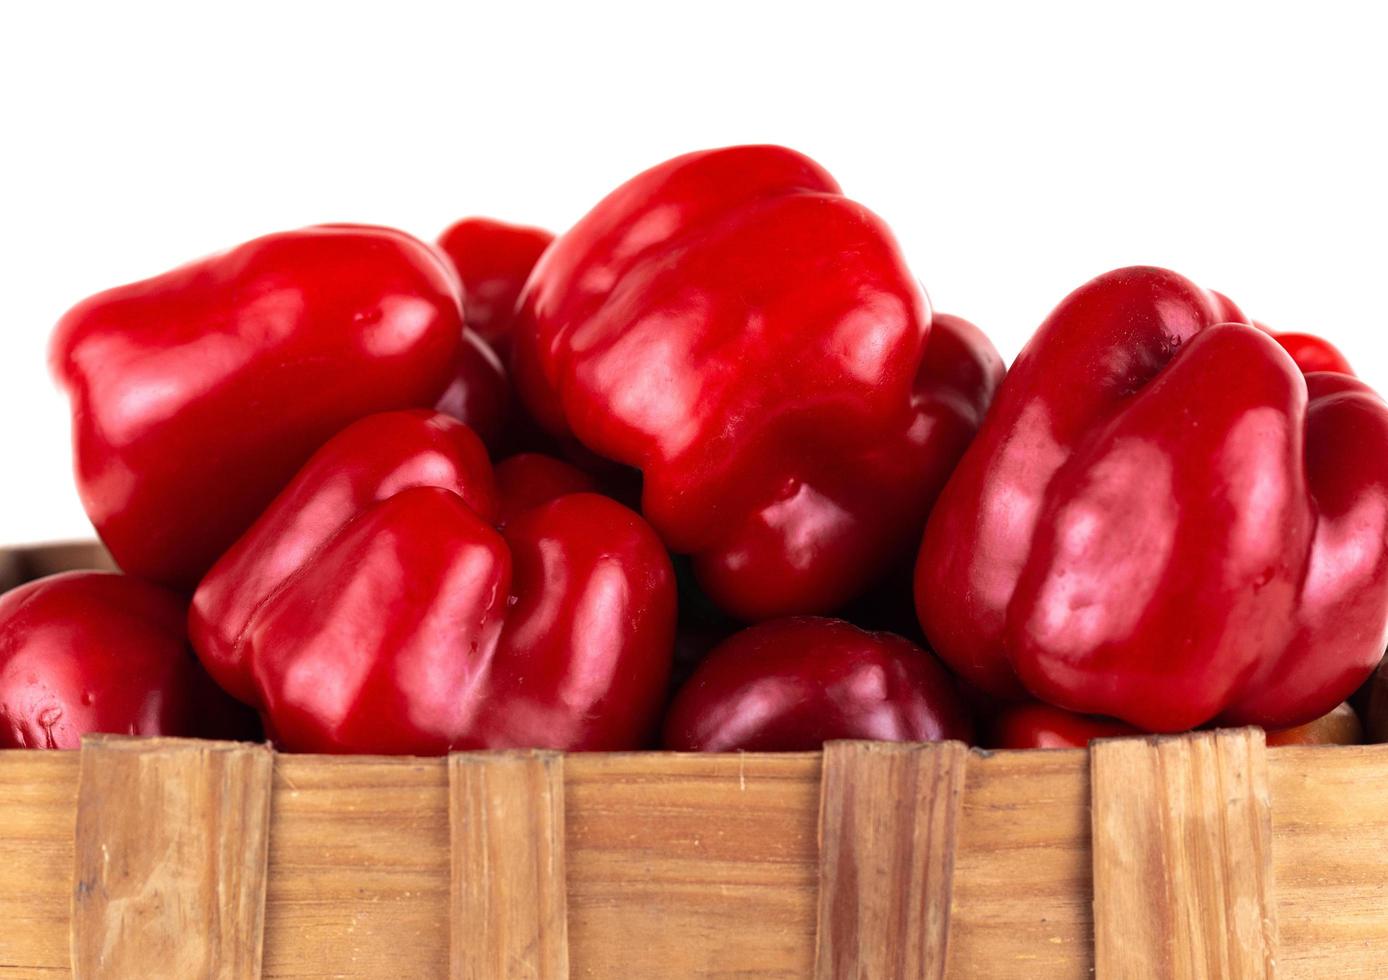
(2, 1, 1385, 546)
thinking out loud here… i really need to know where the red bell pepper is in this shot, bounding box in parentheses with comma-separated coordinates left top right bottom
(513, 145, 1003, 621)
(434, 330, 511, 453)
(1264, 701, 1362, 746)
(190, 409, 497, 703)
(1258, 325, 1355, 376)
(51, 224, 504, 589)
(431, 218, 563, 455)
(1215, 303, 1355, 378)
(436, 217, 553, 360)
(988, 703, 1139, 749)
(662, 617, 972, 751)
(0, 572, 253, 748)
(916, 266, 1388, 731)
(191, 410, 675, 754)
(492, 452, 599, 528)
(989, 700, 1362, 748)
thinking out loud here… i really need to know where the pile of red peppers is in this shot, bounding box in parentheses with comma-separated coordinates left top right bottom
(3, 145, 1385, 755)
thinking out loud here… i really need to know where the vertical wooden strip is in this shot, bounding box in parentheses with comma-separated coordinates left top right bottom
(450, 750, 568, 980)
(1091, 729, 1276, 979)
(71, 735, 273, 979)
(814, 740, 968, 980)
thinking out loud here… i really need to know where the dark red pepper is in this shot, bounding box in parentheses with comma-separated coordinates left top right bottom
(435, 217, 553, 360)
(916, 266, 1388, 731)
(988, 703, 1139, 749)
(1263, 701, 1362, 746)
(513, 146, 1002, 621)
(432, 218, 565, 455)
(492, 452, 600, 528)
(51, 224, 503, 589)
(662, 617, 972, 751)
(434, 331, 512, 453)
(0, 572, 253, 748)
(191, 410, 675, 754)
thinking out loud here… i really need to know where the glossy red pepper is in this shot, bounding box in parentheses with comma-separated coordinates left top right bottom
(513, 146, 1003, 621)
(492, 452, 599, 528)
(191, 410, 675, 754)
(0, 572, 253, 748)
(434, 330, 512, 452)
(50, 224, 512, 589)
(436, 217, 554, 360)
(662, 617, 972, 751)
(432, 219, 563, 455)
(989, 703, 1140, 749)
(1256, 324, 1355, 376)
(917, 266, 1388, 731)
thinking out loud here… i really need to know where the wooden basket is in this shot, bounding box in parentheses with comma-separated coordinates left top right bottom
(2, 543, 1386, 979)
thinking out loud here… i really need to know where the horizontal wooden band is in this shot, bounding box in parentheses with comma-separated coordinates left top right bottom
(0, 732, 1382, 976)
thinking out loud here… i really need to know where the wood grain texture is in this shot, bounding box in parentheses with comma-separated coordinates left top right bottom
(947, 749, 1093, 978)
(1092, 729, 1276, 980)
(1272, 745, 1388, 978)
(71, 736, 273, 980)
(1, 740, 1387, 977)
(565, 753, 820, 979)
(0, 751, 79, 976)
(450, 751, 567, 980)
(262, 755, 450, 979)
(815, 740, 967, 980)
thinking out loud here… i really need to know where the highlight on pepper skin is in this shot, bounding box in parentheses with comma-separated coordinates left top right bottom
(915, 265, 1388, 734)
(0, 572, 255, 748)
(432, 217, 559, 455)
(15, 145, 1388, 762)
(50, 225, 480, 590)
(190, 409, 676, 756)
(435, 216, 554, 361)
(1256, 322, 1355, 376)
(512, 145, 1003, 623)
(663, 616, 973, 752)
